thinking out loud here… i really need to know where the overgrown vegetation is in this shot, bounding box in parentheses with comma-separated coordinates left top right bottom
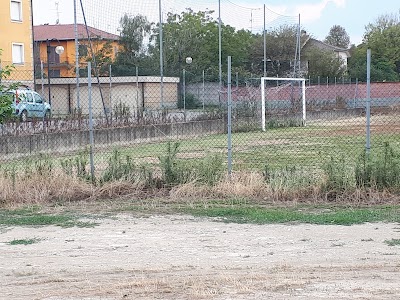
(1, 132, 400, 205)
(0, 49, 19, 124)
(322, 143, 400, 194)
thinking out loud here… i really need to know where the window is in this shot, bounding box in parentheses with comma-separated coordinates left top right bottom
(33, 93, 43, 104)
(12, 43, 24, 64)
(10, 0, 22, 21)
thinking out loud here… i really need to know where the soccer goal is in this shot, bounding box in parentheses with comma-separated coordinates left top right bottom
(261, 77, 306, 131)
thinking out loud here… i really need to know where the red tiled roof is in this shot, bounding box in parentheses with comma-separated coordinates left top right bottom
(33, 24, 119, 41)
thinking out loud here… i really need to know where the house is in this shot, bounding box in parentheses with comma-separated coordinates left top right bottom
(300, 37, 351, 75)
(302, 37, 350, 66)
(0, 0, 34, 84)
(33, 24, 120, 78)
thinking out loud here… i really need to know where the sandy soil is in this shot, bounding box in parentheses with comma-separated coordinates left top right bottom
(1, 214, 400, 300)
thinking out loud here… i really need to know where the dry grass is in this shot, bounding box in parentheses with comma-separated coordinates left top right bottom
(1, 167, 399, 208)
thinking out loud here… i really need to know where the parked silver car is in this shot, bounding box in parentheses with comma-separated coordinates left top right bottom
(8, 88, 51, 121)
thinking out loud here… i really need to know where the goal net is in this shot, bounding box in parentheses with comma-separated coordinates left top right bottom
(261, 77, 306, 131)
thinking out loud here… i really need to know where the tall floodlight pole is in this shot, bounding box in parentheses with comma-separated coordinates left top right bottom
(293, 14, 301, 77)
(218, 0, 222, 107)
(74, 0, 80, 111)
(263, 4, 266, 77)
(297, 14, 301, 76)
(366, 49, 371, 154)
(159, 0, 164, 108)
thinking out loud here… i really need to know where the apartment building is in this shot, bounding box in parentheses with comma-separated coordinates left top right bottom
(33, 24, 120, 78)
(0, 0, 34, 83)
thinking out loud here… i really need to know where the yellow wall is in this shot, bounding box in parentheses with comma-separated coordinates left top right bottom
(0, 0, 34, 82)
(37, 39, 120, 78)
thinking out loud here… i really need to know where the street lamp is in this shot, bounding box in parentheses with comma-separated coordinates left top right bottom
(46, 39, 64, 105)
(183, 56, 192, 119)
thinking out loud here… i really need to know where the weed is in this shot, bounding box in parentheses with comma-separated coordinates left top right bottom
(0, 209, 98, 228)
(60, 149, 91, 181)
(186, 205, 400, 225)
(8, 238, 41, 246)
(263, 165, 316, 191)
(322, 155, 354, 192)
(355, 143, 400, 190)
(384, 239, 400, 246)
(159, 142, 181, 186)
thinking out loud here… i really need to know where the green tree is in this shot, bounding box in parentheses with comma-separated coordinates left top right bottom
(0, 49, 19, 123)
(303, 46, 346, 78)
(348, 12, 400, 81)
(348, 44, 398, 82)
(324, 25, 350, 48)
(150, 9, 255, 80)
(112, 14, 153, 75)
(249, 25, 307, 77)
(80, 40, 114, 76)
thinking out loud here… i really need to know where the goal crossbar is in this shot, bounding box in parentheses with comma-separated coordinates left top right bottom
(261, 77, 306, 131)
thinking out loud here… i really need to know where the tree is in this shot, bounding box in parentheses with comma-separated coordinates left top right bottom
(150, 9, 255, 79)
(324, 25, 350, 48)
(348, 12, 400, 81)
(249, 25, 307, 77)
(112, 14, 153, 75)
(362, 12, 400, 75)
(303, 46, 346, 78)
(348, 44, 399, 82)
(79, 40, 114, 76)
(0, 50, 18, 123)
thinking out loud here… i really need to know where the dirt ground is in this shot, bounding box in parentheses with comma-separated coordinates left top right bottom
(1, 214, 400, 300)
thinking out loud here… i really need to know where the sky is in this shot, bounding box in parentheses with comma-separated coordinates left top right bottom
(32, 0, 400, 46)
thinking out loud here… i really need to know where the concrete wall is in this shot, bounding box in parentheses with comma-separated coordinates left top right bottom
(35, 76, 179, 115)
(0, 109, 368, 158)
(0, 119, 227, 157)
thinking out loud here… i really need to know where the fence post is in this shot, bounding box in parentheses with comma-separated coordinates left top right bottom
(88, 62, 95, 182)
(109, 64, 112, 122)
(202, 70, 205, 110)
(366, 50, 371, 154)
(183, 68, 186, 121)
(227, 56, 232, 178)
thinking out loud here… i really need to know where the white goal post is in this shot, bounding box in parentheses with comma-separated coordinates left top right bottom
(261, 77, 306, 131)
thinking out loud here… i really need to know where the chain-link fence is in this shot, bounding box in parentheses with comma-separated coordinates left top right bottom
(1, 1, 399, 203)
(1, 63, 400, 184)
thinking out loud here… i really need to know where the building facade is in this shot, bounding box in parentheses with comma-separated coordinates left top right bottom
(33, 24, 120, 78)
(0, 0, 34, 83)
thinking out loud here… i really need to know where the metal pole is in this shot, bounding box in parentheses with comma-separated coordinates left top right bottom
(136, 66, 139, 116)
(366, 49, 371, 154)
(218, 0, 222, 107)
(263, 4, 266, 77)
(109, 64, 112, 120)
(297, 14, 301, 76)
(202, 69, 205, 110)
(159, 0, 164, 108)
(227, 56, 232, 177)
(183, 68, 186, 119)
(40, 60, 44, 95)
(302, 80, 306, 126)
(46, 39, 51, 105)
(261, 78, 266, 132)
(74, 0, 80, 111)
(88, 62, 95, 182)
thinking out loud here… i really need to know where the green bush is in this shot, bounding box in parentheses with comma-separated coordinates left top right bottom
(355, 143, 400, 190)
(159, 142, 224, 186)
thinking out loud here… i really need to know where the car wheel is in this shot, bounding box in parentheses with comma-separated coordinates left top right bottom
(20, 110, 28, 122)
(45, 110, 51, 119)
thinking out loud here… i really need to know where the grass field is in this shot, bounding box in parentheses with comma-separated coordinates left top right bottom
(1, 114, 399, 205)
